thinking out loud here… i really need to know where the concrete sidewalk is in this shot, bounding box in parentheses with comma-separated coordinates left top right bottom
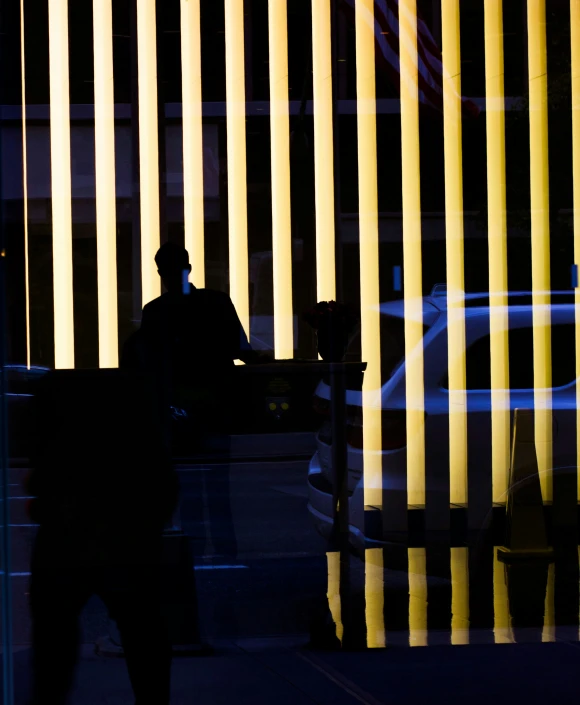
(9, 638, 580, 705)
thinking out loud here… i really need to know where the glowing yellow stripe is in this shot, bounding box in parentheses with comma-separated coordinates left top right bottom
(442, 0, 467, 506)
(137, 0, 161, 307)
(312, 0, 336, 302)
(484, 0, 510, 504)
(181, 0, 205, 288)
(542, 562, 555, 642)
(528, 0, 552, 501)
(399, 0, 425, 506)
(93, 0, 119, 368)
(225, 0, 250, 337)
(571, 0, 580, 501)
(355, 0, 382, 506)
(48, 0, 74, 369)
(451, 547, 469, 645)
(365, 548, 385, 648)
(326, 551, 343, 643)
(493, 551, 513, 643)
(268, 0, 294, 359)
(408, 547, 427, 646)
(20, 0, 30, 370)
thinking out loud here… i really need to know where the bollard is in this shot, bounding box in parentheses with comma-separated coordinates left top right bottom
(497, 408, 554, 563)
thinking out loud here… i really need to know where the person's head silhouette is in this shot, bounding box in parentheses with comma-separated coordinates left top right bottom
(155, 242, 192, 294)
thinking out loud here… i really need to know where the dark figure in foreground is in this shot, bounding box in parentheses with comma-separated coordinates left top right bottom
(27, 370, 178, 705)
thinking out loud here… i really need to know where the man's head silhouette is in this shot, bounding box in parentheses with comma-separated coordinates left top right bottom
(155, 242, 192, 294)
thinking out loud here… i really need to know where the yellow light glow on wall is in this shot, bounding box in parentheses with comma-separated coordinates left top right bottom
(20, 0, 31, 370)
(451, 547, 469, 645)
(48, 0, 75, 369)
(493, 551, 513, 643)
(571, 0, 580, 501)
(268, 0, 294, 359)
(541, 562, 555, 642)
(225, 0, 250, 337)
(355, 0, 382, 506)
(312, 0, 336, 302)
(408, 547, 427, 646)
(399, 0, 425, 506)
(442, 0, 467, 506)
(326, 551, 343, 643)
(484, 0, 510, 504)
(528, 0, 553, 501)
(137, 0, 161, 307)
(181, 0, 205, 289)
(365, 548, 385, 648)
(93, 0, 119, 368)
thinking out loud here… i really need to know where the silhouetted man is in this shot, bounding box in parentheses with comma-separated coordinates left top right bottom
(27, 369, 177, 705)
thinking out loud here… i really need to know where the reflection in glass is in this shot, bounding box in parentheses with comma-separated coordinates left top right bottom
(408, 547, 427, 646)
(571, 0, 580, 502)
(542, 562, 555, 643)
(451, 547, 469, 645)
(326, 551, 343, 644)
(493, 552, 513, 643)
(365, 548, 385, 648)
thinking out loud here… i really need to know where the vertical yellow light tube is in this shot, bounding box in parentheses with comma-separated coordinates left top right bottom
(48, 0, 75, 369)
(93, 0, 119, 368)
(399, 0, 425, 505)
(365, 548, 386, 648)
(493, 552, 513, 643)
(20, 0, 31, 370)
(451, 547, 469, 645)
(268, 0, 294, 359)
(181, 0, 205, 288)
(326, 551, 343, 643)
(137, 0, 161, 307)
(571, 0, 580, 500)
(355, 0, 382, 507)
(542, 562, 555, 642)
(225, 0, 250, 336)
(484, 0, 510, 504)
(442, 0, 467, 506)
(312, 0, 336, 302)
(408, 547, 427, 646)
(528, 0, 552, 501)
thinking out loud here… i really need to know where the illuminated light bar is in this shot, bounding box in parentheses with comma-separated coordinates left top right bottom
(48, 0, 75, 368)
(484, 0, 510, 503)
(326, 551, 343, 643)
(93, 0, 119, 368)
(493, 550, 512, 643)
(399, 0, 425, 505)
(450, 547, 469, 645)
(181, 0, 205, 288)
(442, 0, 467, 506)
(137, 0, 161, 307)
(365, 548, 385, 648)
(542, 562, 555, 642)
(225, 0, 250, 338)
(571, 0, 580, 501)
(528, 0, 552, 501)
(268, 0, 294, 359)
(408, 547, 427, 646)
(20, 0, 31, 370)
(312, 0, 336, 302)
(355, 0, 382, 507)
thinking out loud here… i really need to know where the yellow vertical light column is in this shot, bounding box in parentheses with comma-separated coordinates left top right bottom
(48, 0, 75, 368)
(20, 0, 31, 369)
(137, 0, 161, 306)
(484, 0, 510, 503)
(493, 552, 513, 643)
(408, 547, 427, 646)
(528, 0, 552, 501)
(399, 0, 425, 505)
(542, 562, 555, 642)
(365, 548, 385, 648)
(181, 0, 205, 288)
(312, 0, 336, 302)
(268, 0, 294, 359)
(451, 547, 469, 645)
(93, 0, 119, 368)
(225, 0, 250, 336)
(355, 0, 382, 507)
(442, 0, 467, 506)
(326, 551, 343, 643)
(571, 0, 580, 500)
